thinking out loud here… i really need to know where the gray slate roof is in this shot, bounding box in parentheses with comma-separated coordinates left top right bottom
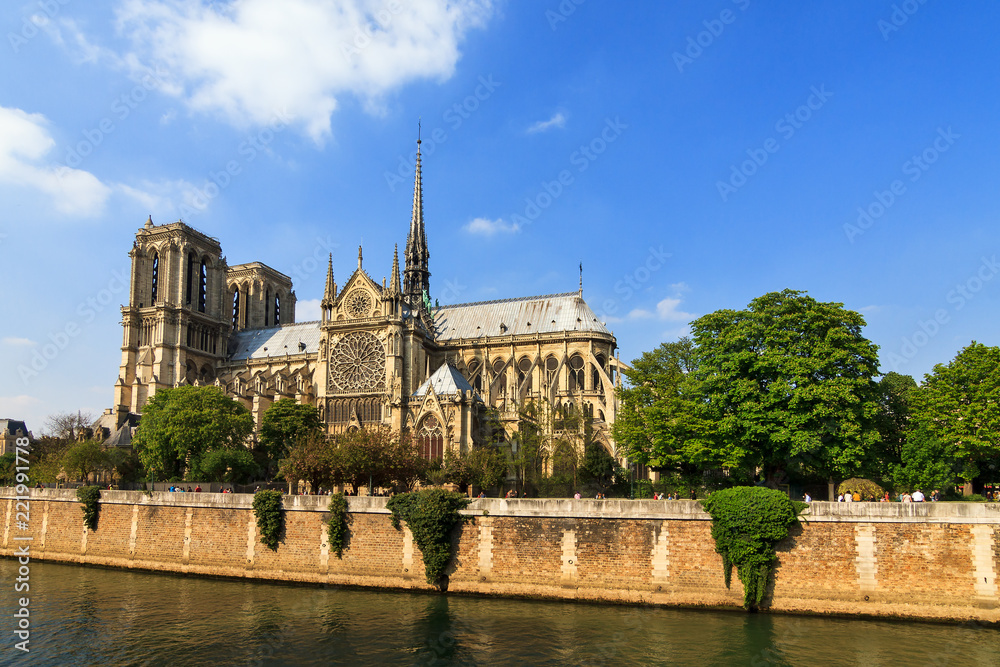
(0, 419, 29, 436)
(433, 292, 611, 341)
(413, 363, 477, 397)
(229, 321, 322, 361)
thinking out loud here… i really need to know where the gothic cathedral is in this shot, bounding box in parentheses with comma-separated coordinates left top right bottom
(109, 139, 626, 460)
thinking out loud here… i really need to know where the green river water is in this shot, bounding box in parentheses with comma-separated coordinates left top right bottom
(0, 559, 997, 666)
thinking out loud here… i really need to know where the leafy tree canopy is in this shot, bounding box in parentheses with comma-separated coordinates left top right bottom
(910, 342, 1000, 489)
(691, 289, 881, 484)
(258, 399, 322, 469)
(132, 386, 253, 481)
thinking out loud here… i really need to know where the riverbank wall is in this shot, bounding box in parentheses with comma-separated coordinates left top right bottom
(2, 489, 998, 624)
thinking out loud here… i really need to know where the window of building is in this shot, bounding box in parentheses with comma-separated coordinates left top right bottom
(568, 355, 585, 391)
(232, 290, 240, 329)
(185, 252, 195, 304)
(517, 357, 532, 392)
(198, 260, 207, 313)
(150, 252, 159, 303)
(418, 415, 444, 460)
(545, 356, 559, 388)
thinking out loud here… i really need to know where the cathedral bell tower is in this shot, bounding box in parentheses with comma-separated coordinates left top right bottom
(114, 217, 229, 426)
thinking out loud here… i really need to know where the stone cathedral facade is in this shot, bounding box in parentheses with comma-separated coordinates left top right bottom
(109, 140, 626, 459)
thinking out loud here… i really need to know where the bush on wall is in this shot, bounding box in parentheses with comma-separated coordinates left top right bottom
(252, 489, 284, 550)
(386, 489, 470, 587)
(701, 486, 806, 611)
(77, 486, 101, 531)
(327, 493, 348, 558)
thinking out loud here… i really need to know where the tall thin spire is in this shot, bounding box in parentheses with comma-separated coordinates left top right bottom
(403, 129, 430, 308)
(389, 244, 401, 295)
(579, 262, 583, 295)
(322, 253, 336, 304)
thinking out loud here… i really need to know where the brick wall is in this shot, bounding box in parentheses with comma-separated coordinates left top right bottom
(2, 490, 997, 623)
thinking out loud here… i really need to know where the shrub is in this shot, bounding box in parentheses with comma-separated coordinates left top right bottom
(77, 486, 101, 531)
(327, 493, 349, 558)
(837, 478, 885, 499)
(386, 489, 470, 586)
(252, 490, 284, 550)
(701, 486, 805, 611)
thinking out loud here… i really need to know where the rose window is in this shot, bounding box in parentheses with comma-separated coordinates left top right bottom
(329, 331, 385, 392)
(345, 289, 372, 318)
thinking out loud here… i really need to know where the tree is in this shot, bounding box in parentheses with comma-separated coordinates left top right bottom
(44, 411, 95, 439)
(892, 427, 962, 493)
(873, 372, 917, 476)
(132, 386, 253, 481)
(510, 410, 546, 494)
(463, 445, 509, 491)
(612, 338, 716, 478)
(195, 448, 259, 484)
(690, 290, 881, 486)
(279, 430, 335, 492)
(333, 427, 423, 492)
(62, 440, 107, 483)
(258, 399, 322, 478)
(909, 342, 1000, 494)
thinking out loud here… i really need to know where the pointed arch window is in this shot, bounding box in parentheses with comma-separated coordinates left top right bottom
(232, 289, 240, 330)
(418, 415, 444, 460)
(274, 292, 281, 325)
(198, 260, 207, 313)
(150, 252, 159, 303)
(265, 288, 271, 326)
(185, 252, 195, 304)
(517, 357, 533, 392)
(569, 355, 585, 392)
(545, 356, 559, 388)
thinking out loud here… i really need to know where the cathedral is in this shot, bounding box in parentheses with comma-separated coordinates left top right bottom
(107, 139, 626, 461)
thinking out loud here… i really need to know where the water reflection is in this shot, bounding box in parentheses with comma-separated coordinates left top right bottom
(2, 560, 998, 667)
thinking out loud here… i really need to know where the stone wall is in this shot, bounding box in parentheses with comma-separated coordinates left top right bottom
(2, 489, 997, 623)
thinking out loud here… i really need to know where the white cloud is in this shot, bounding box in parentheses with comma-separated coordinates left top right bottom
(527, 111, 566, 134)
(626, 308, 654, 320)
(0, 395, 41, 413)
(296, 298, 322, 322)
(114, 0, 494, 143)
(656, 297, 695, 322)
(2, 337, 36, 347)
(0, 106, 112, 215)
(464, 217, 520, 236)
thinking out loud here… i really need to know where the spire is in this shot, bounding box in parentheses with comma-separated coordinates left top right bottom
(389, 244, 401, 295)
(322, 254, 335, 303)
(579, 261, 583, 295)
(358, 245, 363, 271)
(144, 215, 153, 229)
(403, 130, 430, 308)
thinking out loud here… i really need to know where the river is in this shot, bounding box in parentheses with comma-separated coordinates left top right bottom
(1, 559, 997, 666)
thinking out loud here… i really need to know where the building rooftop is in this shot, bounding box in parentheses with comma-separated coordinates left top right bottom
(433, 292, 611, 341)
(413, 363, 477, 397)
(228, 321, 322, 361)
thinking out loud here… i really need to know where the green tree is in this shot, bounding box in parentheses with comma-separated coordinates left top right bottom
(510, 410, 546, 494)
(0, 453, 15, 485)
(132, 386, 254, 481)
(464, 445, 509, 491)
(62, 440, 108, 483)
(279, 430, 335, 493)
(690, 290, 881, 486)
(909, 342, 1000, 494)
(104, 447, 144, 485)
(333, 427, 422, 492)
(195, 448, 259, 484)
(892, 427, 963, 493)
(873, 372, 917, 478)
(258, 399, 322, 478)
(612, 338, 716, 480)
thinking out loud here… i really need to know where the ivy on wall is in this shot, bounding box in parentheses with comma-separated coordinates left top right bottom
(252, 490, 284, 550)
(76, 486, 101, 531)
(701, 486, 806, 611)
(327, 493, 348, 558)
(386, 489, 471, 587)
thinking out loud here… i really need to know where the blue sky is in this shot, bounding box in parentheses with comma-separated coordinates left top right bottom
(2, 1, 999, 433)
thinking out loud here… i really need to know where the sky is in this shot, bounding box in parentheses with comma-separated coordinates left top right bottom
(2, 0, 1000, 434)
